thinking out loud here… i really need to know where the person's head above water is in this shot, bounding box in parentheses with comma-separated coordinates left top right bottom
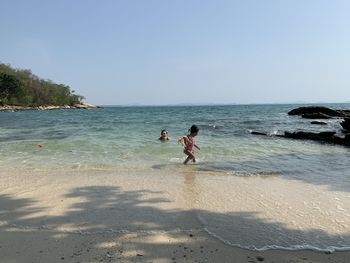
(159, 129, 169, 141)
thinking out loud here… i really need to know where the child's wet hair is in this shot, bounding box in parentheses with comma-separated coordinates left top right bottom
(189, 125, 199, 134)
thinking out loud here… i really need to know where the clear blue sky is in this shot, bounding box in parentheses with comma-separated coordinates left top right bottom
(1, 0, 349, 105)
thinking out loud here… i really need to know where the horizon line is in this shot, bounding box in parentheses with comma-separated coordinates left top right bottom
(94, 101, 350, 107)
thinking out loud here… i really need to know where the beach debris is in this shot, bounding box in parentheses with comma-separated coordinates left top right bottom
(37, 144, 43, 148)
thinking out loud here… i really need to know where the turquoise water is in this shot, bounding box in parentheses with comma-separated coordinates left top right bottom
(1, 104, 350, 181)
(1, 104, 350, 251)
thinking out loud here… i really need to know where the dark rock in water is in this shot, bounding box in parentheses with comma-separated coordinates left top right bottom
(282, 131, 350, 146)
(288, 106, 335, 116)
(345, 134, 350, 146)
(302, 113, 332, 119)
(250, 131, 268, 136)
(284, 131, 336, 141)
(250, 107, 350, 147)
(252, 130, 350, 147)
(318, 131, 337, 138)
(340, 118, 350, 132)
(310, 121, 327, 125)
(288, 106, 350, 118)
(333, 135, 345, 145)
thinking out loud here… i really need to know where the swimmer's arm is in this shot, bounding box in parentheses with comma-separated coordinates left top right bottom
(178, 136, 188, 147)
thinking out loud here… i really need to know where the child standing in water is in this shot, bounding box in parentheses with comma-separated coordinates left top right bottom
(178, 125, 201, 164)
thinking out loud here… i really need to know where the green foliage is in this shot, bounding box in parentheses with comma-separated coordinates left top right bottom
(0, 63, 85, 106)
(0, 72, 23, 105)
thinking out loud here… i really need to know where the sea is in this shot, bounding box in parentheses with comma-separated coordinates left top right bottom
(1, 103, 350, 252)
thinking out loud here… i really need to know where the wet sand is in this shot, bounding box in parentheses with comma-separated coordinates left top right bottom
(1, 229, 350, 263)
(0, 169, 349, 262)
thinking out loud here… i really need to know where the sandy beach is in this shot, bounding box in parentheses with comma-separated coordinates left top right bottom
(2, 228, 350, 263)
(1, 169, 349, 263)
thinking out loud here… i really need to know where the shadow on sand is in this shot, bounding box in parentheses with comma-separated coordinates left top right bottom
(1, 172, 350, 262)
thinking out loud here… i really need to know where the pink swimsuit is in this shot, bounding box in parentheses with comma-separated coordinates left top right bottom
(186, 136, 195, 153)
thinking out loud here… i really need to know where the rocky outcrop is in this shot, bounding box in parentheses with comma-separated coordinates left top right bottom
(288, 106, 350, 118)
(284, 131, 336, 141)
(301, 113, 332, 119)
(0, 103, 97, 112)
(250, 131, 268, 136)
(286, 131, 350, 146)
(251, 130, 350, 146)
(73, 103, 97, 109)
(340, 118, 350, 133)
(250, 106, 350, 147)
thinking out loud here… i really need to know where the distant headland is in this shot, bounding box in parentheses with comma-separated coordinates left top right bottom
(0, 63, 96, 111)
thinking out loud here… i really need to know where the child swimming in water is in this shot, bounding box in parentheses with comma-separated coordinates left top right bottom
(159, 129, 170, 141)
(178, 125, 200, 164)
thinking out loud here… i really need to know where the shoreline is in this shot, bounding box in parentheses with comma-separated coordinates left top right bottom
(0, 103, 98, 112)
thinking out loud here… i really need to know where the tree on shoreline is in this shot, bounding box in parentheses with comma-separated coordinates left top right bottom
(0, 72, 23, 105)
(0, 63, 85, 106)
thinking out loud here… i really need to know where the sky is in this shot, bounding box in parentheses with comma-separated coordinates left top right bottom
(1, 0, 350, 105)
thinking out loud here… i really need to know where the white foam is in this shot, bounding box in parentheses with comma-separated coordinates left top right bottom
(7, 221, 350, 252)
(203, 227, 350, 252)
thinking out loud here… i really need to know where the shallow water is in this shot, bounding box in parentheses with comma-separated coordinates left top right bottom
(0, 104, 350, 251)
(1, 104, 350, 174)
